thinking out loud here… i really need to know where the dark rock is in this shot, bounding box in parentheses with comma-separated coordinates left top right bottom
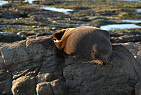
(111, 35, 141, 43)
(32, 1, 40, 4)
(41, 1, 62, 5)
(97, 9, 118, 16)
(0, 33, 25, 42)
(0, 34, 4, 39)
(1, 40, 28, 67)
(36, 32, 52, 37)
(116, 43, 141, 64)
(110, 32, 124, 37)
(0, 11, 20, 19)
(0, 6, 29, 19)
(0, 70, 12, 95)
(63, 45, 141, 95)
(89, 19, 116, 26)
(73, 7, 90, 10)
(36, 79, 66, 95)
(26, 33, 36, 36)
(36, 82, 54, 95)
(135, 81, 141, 95)
(17, 32, 27, 36)
(120, 9, 134, 12)
(19, 11, 29, 18)
(2, 4, 14, 8)
(27, 35, 36, 39)
(0, 14, 15, 19)
(12, 76, 36, 95)
(0, 35, 141, 95)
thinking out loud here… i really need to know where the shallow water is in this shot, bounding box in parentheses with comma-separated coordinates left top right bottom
(120, 20, 141, 23)
(40, 5, 73, 13)
(123, 0, 141, 1)
(0, 0, 34, 5)
(0, 32, 6, 34)
(135, 9, 141, 12)
(100, 24, 141, 30)
(0, 0, 8, 6)
(24, 0, 35, 4)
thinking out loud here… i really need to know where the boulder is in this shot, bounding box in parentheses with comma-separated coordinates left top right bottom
(36, 82, 54, 95)
(115, 42, 141, 64)
(1, 40, 29, 68)
(63, 45, 141, 95)
(36, 79, 66, 95)
(12, 76, 36, 95)
(0, 36, 141, 95)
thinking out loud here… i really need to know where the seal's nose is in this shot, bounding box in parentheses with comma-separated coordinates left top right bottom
(102, 62, 106, 65)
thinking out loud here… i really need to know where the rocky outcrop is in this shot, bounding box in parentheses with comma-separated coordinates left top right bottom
(0, 32, 52, 43)
(0, 32, 26, 42)
(0, 36, 141, 95)
(115, 42, 141, 64)
(0, 70, 12, 95)
(111, 35, 141, 43)
(64, 45, 141, 95)
(0, 6, 29, 18)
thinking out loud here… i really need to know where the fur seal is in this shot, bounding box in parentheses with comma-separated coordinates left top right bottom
(51, 26, 112, 65)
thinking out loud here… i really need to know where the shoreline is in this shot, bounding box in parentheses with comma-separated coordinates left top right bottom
(0, 0, 141, 43)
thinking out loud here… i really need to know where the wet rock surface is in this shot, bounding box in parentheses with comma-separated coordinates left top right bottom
(0, 35, 141, 95)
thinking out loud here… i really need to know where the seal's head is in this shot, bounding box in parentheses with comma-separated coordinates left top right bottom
(51, 29, 66, 42)
(51, 28, 75, 49)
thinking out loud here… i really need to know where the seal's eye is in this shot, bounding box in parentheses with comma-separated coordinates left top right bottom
(102, 62, 106, 65)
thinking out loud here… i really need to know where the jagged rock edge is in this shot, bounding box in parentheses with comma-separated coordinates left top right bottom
(0, 49, 7, 69)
